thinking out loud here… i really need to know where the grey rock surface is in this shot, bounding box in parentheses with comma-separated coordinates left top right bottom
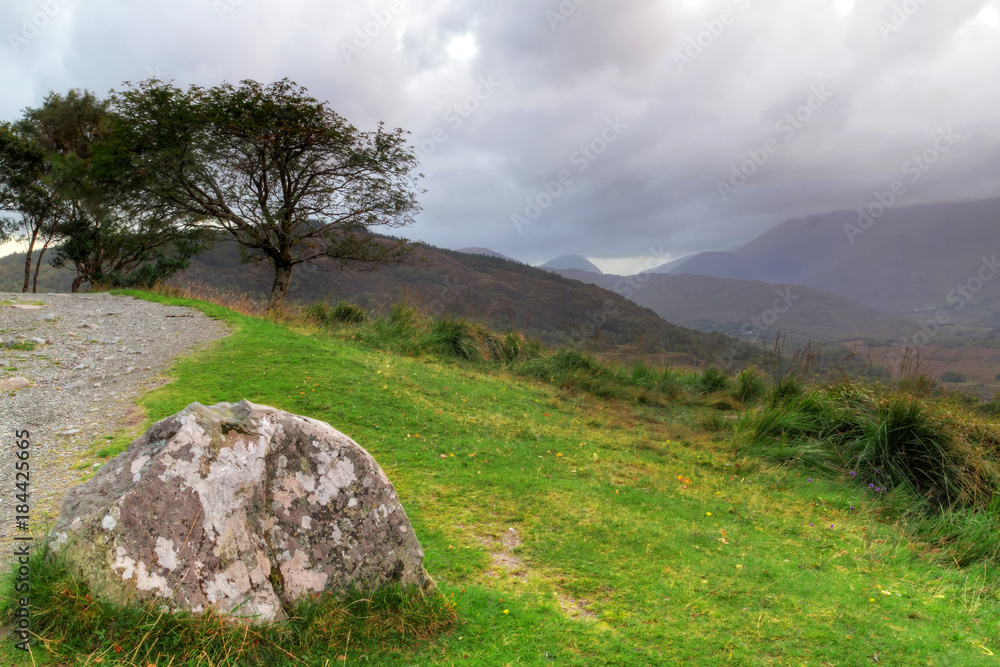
(48, 400, 434, 621)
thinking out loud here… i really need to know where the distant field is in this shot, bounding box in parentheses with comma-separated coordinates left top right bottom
(847, 341, 1000, 399)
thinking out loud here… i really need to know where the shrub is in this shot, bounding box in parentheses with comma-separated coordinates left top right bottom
(733, 365, 768, 403)
(372, 303, 419, 339)
(331, 302, 366, 324)
(630, 362, 658, 389)
(838, 396, 974, 507)
(549, 348, 602, 375)
(302, 302, 332, 325)
(656, 368, 687, 399)
(489, 331, 530, 364)
(939, 371, 966, 383)
(696, 367, 730, 394)
(426, 317, 484, 361)
(770, 374, 804, 405)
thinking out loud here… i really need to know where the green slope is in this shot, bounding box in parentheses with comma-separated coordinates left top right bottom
(5, 293, 999, 665)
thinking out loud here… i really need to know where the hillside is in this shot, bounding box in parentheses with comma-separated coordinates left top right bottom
(9, 290, 1000, 666)
(175, 240, 744, 363)
(554, 270, 917, 345)
(457, 247, 520, 263)
(0, 250, 75, 293)
(660, 198, 1000, 325)
(540, 254, 603, 274)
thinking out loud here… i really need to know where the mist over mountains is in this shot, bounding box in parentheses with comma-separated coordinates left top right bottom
(653, 198, 1000, 325)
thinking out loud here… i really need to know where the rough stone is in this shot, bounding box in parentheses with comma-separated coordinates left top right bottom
(0, 376, 32, 392)
(73, 358, 95, 371)
(47, 400, 433, 621)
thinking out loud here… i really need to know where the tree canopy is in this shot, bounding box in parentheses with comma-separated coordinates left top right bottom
(110, 78, 422, 309)
(0, 114, 64, 292)
(1, 90, 206, 292)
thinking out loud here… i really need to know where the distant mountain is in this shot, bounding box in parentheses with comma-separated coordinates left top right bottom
(650, 255, 696, 274)
(661, 198, 1000, 325)
(552, 269, 918, 346)
(541, 255, 603, 274)
(458, 247, 520, 263)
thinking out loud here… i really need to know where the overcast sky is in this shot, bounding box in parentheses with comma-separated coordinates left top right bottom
(1, 0, 998, 273)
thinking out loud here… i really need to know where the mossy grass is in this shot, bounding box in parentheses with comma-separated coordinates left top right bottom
(1, 546, 456, 666)
(0, 299, 46, 307)
(5, 289, 1000, 664)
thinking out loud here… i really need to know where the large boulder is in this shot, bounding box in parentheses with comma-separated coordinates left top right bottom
(47, 400, 433, 621)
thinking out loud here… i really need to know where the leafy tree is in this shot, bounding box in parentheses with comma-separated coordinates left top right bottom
(0, 121, 64, 292)
(110, 78, 422, 309)
(21, 90, 206, 292)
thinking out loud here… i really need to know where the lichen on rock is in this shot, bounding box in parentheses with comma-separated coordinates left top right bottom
(47, 400, 434, 621)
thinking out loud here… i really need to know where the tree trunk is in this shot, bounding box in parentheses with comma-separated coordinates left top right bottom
(71, 275, 86, 293)
(22, 228, 38, 293)
(267, 261, 294, 310)
(32, 237, 51, 293)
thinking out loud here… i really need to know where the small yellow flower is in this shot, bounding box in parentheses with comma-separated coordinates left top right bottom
(503, 609, 509, 614)
(706, 512, 712, 516)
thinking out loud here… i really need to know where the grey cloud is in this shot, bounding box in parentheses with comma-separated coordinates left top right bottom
(0, 0, 997, 265)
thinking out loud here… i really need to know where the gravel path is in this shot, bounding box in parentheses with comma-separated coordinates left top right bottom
(0, 292, 229, 572)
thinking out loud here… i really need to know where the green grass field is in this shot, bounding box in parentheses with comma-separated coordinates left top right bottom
(4, 292, 1000, 665)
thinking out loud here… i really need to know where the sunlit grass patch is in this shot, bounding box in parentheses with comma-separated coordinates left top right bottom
(5, 289, 1000, 664)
